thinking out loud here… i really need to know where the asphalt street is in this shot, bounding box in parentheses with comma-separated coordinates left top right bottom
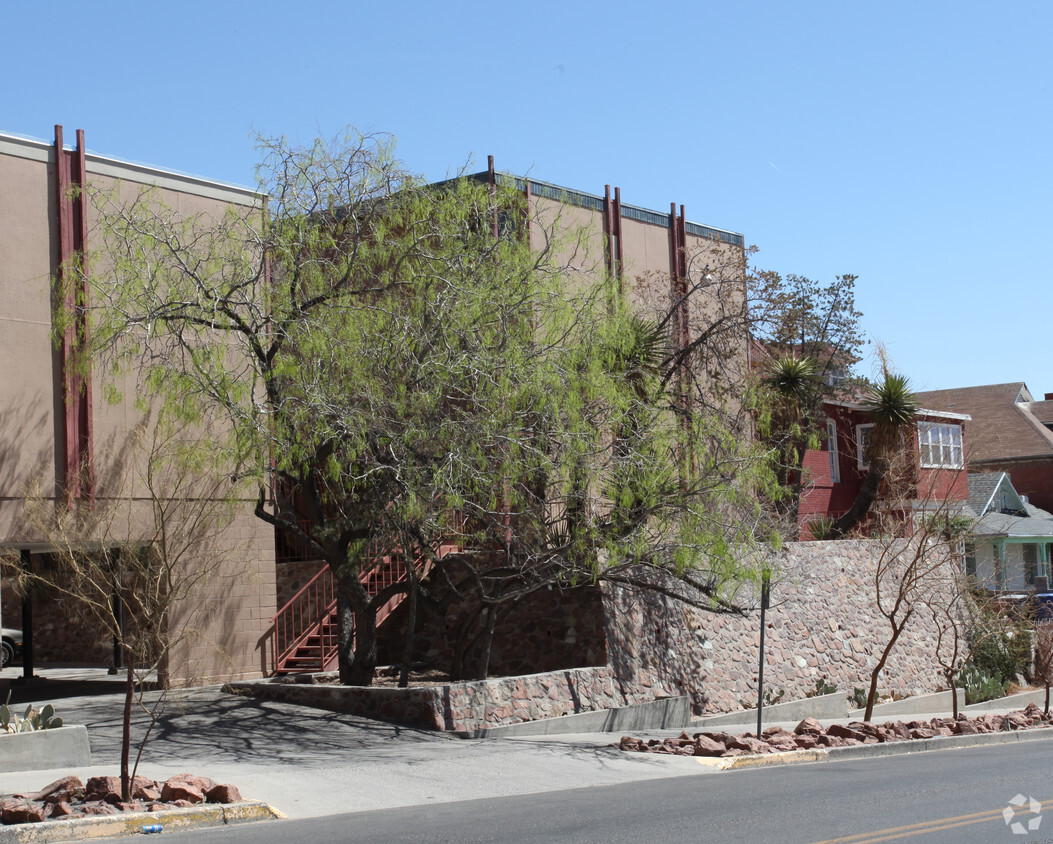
(4, 672, 1053, 843)
(87, 739, 1053, 843)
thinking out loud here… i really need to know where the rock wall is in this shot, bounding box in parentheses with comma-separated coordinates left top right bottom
(275, 559, 326, 611)
(1, 576, 112, 666)
(377, 581, 608, 679)
(603, 539, 960, 715)
(238, 665, 621, 732)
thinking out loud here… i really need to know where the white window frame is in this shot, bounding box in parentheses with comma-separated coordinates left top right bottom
(917, 421, 964, 469)
(855, 423, 874, 469)
(826, 418, 840, 483)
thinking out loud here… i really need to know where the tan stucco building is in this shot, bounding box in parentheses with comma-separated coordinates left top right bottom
(0, 127, 276, 684)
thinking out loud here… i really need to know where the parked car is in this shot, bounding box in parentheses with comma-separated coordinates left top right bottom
(2, 628, 23, 667)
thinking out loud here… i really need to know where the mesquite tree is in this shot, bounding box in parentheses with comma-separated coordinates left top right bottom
(82, 130, 778, 686)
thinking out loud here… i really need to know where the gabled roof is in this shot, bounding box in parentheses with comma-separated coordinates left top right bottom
(966, 472, 1053, 540)
(1029, 399, 1053, 427)
(967, 472, 1026, 517)
(915, 383, 1053, 462)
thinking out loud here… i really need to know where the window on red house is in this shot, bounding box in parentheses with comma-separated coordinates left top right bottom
(918, 422, 963, 469)
(826, 418, 840, 483)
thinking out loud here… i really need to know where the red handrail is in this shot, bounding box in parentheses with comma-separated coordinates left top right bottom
(270, 562, 338, 673)
(269, 538, 454, 674)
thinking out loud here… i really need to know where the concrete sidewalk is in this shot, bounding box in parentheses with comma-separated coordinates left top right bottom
(0, 685, 707, 821)
(1, 680, 1051, 825)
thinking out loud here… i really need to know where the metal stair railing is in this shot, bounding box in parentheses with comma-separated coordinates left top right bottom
(269, 537, 455, 674)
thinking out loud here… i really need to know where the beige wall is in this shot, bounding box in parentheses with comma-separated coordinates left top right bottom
(524, 182, 749, 412)
(0, 150, 61, 534)
(0, 132, 275, 683)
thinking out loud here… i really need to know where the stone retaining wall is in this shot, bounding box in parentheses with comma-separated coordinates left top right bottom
(603, 539, 958, 715)
(1, 576, 111, 665)
(236, 665, 620, 732)
(248, 538, 962, 729)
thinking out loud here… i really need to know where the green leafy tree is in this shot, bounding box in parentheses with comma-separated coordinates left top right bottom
(749, 272, 865, 532)
(82, 131, 777, 686)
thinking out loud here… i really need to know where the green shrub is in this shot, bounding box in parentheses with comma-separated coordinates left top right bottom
(969, 626, 1031, 686)
(960, 665, 1007, 705)
(0, 700, 63, 734)
(851, 687, 869, 709)
(808, 516, 835, 541)
(807, 677, 838, 697)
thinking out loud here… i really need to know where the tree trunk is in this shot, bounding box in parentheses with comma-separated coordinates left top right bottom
(449, 608, 479, 682)
(828, 459, 887, 540)
(864, 616, 909, 722)
(463, 606, 498, 681)
(336, 591, 355, 683)
(398, 579, 418, 688)
(120, 648, 134, 802)
(347, 606, 378, 686)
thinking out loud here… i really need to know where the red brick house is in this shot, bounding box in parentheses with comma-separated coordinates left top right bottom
(797, 400, 971, 539)
(914, 383, 1053, 515)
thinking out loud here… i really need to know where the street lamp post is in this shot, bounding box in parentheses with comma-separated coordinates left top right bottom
(756, 571, 771, 738)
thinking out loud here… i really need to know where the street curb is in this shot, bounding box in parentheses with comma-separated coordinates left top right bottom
(0, 800, 285, 842)
(689, 725, 1053, 771)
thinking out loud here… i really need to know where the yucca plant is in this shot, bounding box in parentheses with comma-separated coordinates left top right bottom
(827, 367, 918, 539)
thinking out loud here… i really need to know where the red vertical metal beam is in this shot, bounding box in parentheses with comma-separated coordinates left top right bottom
(603, 185, 614, 278)
(75, 129, 94, 501)
(669, 202, 690, 353)
(487, 154, 499, 240)
(55, 125, 93, 504)
(56, 125, 79, 502)
(522, 177, 532, 245)
(670, 202, 693, 476)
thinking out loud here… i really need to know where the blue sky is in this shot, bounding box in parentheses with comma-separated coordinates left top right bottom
(5, 1, 1050, 397)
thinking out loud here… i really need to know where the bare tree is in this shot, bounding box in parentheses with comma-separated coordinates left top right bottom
(1034, 625, 1053, 716)
(858, 459, 969, 721)
(16, 410, 239, 801)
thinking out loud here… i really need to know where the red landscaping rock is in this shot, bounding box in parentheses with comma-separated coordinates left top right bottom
(888, 722, 911, 741)
(83, 802, 120, 816)
(828, 723, 867, 742)
(31, 775, 84, 804)
(0, 772, 246, 827)
(161, 774, 215, 805)
(132, 776, 162, 801)
(84, 776, 123, 804)
(728, 736, 772, 754)
(794, 718, 824, 735)
(619, 736, 644, 751)
(2, 801, 45, 824)
(693, 735, 726, 756)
